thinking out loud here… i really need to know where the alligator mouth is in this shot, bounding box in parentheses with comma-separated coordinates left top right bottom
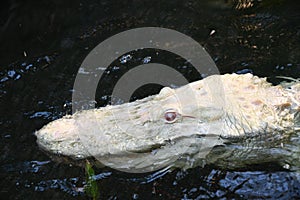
(126, 134, 221, 154)
(127, 143, 166, 153)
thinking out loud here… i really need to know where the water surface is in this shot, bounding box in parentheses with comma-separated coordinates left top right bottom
(1, 0, 300, 199)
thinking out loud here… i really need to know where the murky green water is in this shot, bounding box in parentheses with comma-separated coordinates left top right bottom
(1, 0, 300, 199)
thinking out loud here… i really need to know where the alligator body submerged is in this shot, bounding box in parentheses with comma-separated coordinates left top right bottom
(35, 73, 300, 173)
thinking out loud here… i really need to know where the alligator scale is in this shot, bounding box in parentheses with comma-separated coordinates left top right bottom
(35, 73, 300, 172)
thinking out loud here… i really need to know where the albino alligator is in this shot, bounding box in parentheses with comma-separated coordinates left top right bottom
(35, 73, 300, 173)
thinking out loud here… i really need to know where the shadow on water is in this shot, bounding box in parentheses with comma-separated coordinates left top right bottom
(0, 0, 300, 199)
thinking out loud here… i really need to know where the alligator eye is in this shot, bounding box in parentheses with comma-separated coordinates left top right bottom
(164, 109, 178, 123)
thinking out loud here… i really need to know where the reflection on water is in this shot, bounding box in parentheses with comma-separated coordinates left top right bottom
(0, 0, 300, 199)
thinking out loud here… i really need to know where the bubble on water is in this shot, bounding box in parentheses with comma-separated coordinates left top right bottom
(78, 67, 90, 74)
(283, 163, 290, 169)
(120, 54, 132, 64)
(15, 74, 21, 80)
(0, 77, 9, 83)
(132, 193, 139, 199)
(29, 111, 52, 119)
(44, 56, 51, 63)
(7, 70, 16, 78)
(75, 154, 84, 159)
(25, 64, 33, 70)
(142, 56, 151, 64)
(112, 66, 120, 71)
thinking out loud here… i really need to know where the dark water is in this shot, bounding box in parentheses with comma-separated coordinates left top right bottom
(1, 0, 300, 199)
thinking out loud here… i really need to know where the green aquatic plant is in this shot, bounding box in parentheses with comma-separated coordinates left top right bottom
(85, 160, 100, 200)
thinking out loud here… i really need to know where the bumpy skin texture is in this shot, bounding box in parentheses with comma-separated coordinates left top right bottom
(35, 74, 300, 172)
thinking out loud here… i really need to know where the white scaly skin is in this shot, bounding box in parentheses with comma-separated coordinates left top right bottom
(35, 73, 300, 172)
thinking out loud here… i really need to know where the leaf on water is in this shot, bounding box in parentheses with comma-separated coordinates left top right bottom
(85, 160, 100, 200)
